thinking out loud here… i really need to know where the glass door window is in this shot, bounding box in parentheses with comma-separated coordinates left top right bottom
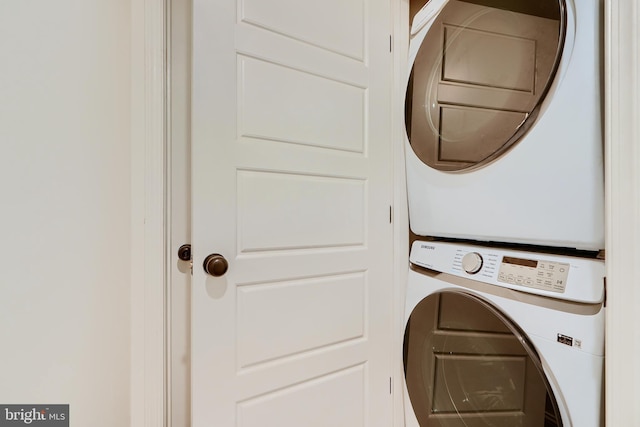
(406, 0, 565, 171)
(404, 291, 562, 426)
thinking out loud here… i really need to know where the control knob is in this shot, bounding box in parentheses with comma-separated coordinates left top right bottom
(462, 252, 483, 274)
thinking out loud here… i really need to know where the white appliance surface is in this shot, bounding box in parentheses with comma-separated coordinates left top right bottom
(403, 241, 605, 427)
(405, 0, 604, 250)
(409, 240, 604, 304)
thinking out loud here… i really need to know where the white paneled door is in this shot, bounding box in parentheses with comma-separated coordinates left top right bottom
(191, 0, 395, 426)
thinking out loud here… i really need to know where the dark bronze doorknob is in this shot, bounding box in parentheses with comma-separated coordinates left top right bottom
(203, 253, 228, 277)
(177, 244, 191, 261)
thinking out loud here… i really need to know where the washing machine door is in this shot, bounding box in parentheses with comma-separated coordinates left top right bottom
(404, 291, 563, 426)
(405, 0, 566, 171)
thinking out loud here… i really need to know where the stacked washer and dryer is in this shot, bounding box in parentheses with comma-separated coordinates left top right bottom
(402, 0, 605, 426)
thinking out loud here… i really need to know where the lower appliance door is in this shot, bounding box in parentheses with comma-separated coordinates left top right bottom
(404, 290, 563, 427)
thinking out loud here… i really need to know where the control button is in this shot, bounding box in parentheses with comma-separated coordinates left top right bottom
(462, 252, 483, 274)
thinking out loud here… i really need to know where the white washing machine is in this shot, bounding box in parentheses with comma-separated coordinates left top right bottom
(403, 240, 604, 426)
(405, 0, 604, 250)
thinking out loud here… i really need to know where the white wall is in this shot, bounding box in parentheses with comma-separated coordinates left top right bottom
(0, 1, 132, 426)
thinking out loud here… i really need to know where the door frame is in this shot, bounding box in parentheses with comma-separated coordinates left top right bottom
(130, 0, 169, 425)
(603, 1, 640, 425)
(130, 0, 640, 425)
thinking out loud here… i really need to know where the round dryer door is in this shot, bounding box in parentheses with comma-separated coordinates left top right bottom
(405, 0, 566, 171)
(404, 291, 563, 426)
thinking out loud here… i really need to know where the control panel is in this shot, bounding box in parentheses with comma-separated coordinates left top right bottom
(409, 240, 604, 304)
(461, 252, 483, 274)
(498, 256, 569, 293)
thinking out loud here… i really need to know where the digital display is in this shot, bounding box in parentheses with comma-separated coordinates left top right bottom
(502, 256, 538, 268)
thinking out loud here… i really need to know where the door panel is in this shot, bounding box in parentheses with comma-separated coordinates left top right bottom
(236, 365, 366, 427)
(240, 0, 365, 60)
(191, 0, 394, 425)
(236, 171, 366, 251)
(236, 272, 366, 368)
(239, 55, 366, 152)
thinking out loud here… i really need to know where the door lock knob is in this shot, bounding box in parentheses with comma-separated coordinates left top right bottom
(177, 244, 191, 261)
(203, 254, 228, 277)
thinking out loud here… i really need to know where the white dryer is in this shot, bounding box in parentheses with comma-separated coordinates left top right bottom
(403, 240, 605, 426)
(405, 0, 604, 250)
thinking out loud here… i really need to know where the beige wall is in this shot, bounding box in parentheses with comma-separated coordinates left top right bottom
(0, 1, 131, 426)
